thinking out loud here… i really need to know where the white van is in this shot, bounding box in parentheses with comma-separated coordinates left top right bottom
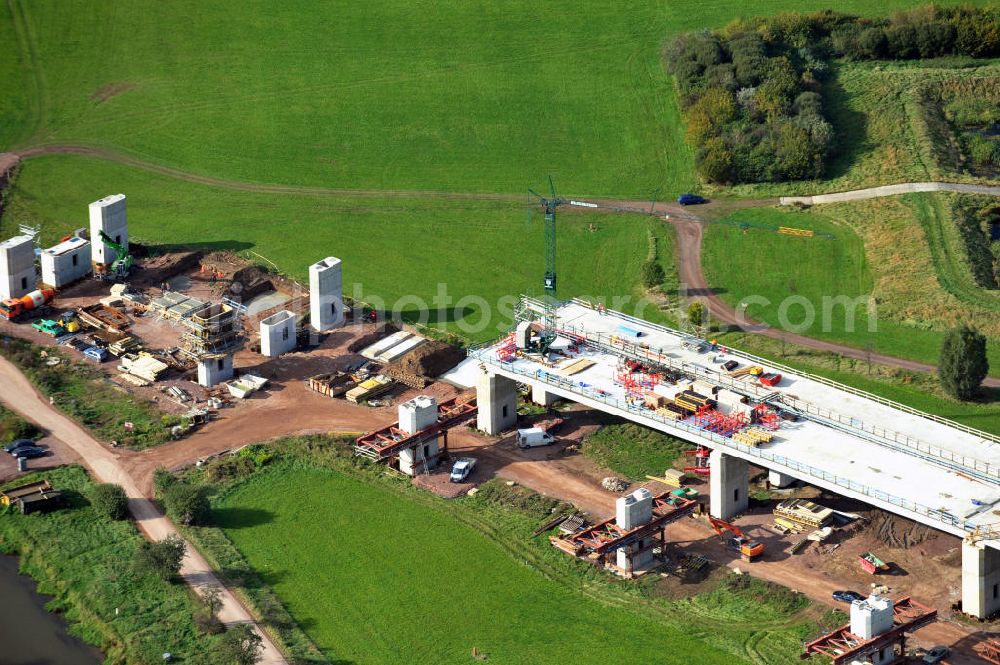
(516, 427, 556, 448)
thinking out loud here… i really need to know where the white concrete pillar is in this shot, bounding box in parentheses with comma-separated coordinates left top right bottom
(709, 449, 748, 519)
(260, 310, 296, 357)
(0, 235, 36, 299)
(962, 540, 1000, 619)
(768, 470, 795, 488)
(309, 257, 343, 332)
(476, 371, 517, 435)
(89, 194, 128, 267)
(531, 384, 557, 407)
(197, 354, 234, 387)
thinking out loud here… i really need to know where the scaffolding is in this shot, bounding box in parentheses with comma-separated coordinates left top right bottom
(178, 300, 245, 360)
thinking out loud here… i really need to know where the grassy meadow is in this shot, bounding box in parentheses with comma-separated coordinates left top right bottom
(701, 205, 1000, 372)
(205, 454, 832, 665)
(2, 154, 679, 341)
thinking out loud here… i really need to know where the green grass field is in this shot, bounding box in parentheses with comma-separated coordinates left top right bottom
(701, 206, 1000, 372)
(214, 465, 742, 665)
(2, 0, 990, 196)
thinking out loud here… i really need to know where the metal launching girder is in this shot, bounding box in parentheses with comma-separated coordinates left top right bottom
(802, 597, 937, 665)
(354, 397, 478, 461)
(553, 492, 696, 555)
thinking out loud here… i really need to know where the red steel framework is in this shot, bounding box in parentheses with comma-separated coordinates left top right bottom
(691, 405, 749, 438)
(802, 597, 937, 665)
(551, 491, 697, 559)
(976, 637, 1000, 664)
(354, 397, 478, 462)
(684, 445, 712, 476)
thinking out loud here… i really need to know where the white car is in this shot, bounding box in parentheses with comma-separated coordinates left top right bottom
(449, 457, 477, 483)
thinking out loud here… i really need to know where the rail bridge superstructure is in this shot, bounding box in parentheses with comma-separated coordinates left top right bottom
(469, 297, 1000, 619)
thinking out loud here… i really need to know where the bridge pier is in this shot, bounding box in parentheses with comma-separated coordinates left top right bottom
(531, 384, 558, 407)
(768, 470, 796, 488)
(476, 371, 517, 435)
(962, 540, 1000, 619)
(709, 449, 748, 520)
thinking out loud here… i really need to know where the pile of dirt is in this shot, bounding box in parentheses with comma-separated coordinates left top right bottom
(389, 340, 466, 378)
(226, 265, 274, 301)
(132, 250, 204, 289)
(867, 509, 937, 549)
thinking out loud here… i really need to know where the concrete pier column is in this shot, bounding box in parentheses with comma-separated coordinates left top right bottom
(476, 371, 517, 435)
(962, 540, 1000, 619)
(709, 449, 748, 520)
(531, 384, 557, 407)
(197, 354, 234, 388)
(768, 470, 796, 488)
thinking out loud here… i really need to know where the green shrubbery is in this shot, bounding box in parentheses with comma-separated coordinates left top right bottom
(163, 481, 211, 526)
(89, 483, 129, 521)
(939, 325, 989, 400)
(667, 5, 1000, 184)
(134, 534, 186, 581)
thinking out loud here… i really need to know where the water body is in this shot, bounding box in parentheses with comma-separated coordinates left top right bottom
(0, 554, 103, 665)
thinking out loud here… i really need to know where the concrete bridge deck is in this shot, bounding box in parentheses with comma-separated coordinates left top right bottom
(468, 298, 1000, 617)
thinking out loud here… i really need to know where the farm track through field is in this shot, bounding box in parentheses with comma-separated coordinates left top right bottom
(6, 144, 1000, 386)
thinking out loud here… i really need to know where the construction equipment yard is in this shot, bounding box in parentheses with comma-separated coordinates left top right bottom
(0, 197, 995, 663)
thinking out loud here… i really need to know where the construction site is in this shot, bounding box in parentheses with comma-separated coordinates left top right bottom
(0, 192, 998, 665)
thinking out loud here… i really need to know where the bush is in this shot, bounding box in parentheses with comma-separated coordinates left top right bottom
(134, 534, 186, 581)
(163, 482, 211, 526)
(152, 466, 177, 499)
(938, 325, 989, 400)
(215, 624, 264, 665)
(639, 260, 666, 289)
(688, 301, 705, 327)
(89, 483, 129, 521)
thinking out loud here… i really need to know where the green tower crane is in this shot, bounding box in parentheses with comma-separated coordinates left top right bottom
(528, 176, 567, 336)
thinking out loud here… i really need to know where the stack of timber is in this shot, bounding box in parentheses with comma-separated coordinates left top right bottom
(308, 372, 356, 398)
(732, 427, 772, 447)
(119, 352, 169, 383)
(345, 375, 393, 403)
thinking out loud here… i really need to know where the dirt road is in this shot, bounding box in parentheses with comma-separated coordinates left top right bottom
(781, 181, 1000, 205)
(0, 355, 288, 665)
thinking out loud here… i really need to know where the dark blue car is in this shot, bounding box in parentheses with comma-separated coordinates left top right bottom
(677, 193, 707, 205)
(10, 446, 47, 459)
(832, 590, 865, 603)
(4, 439, 35, 454)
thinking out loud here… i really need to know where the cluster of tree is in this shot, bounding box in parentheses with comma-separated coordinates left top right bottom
(667, 29, 833, 183)
(667, 5, 1000, 184)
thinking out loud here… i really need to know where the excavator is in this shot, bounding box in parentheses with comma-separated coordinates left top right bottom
(98, 230, 133, 278)
(708, 516, 764, 562)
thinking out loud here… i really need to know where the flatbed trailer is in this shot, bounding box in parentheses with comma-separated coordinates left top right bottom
(77, 304, 130, 333)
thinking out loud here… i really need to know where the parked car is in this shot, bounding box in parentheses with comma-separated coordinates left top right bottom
(831, 590, 865, 604)
(10, 446, 47, 459)
(922, 646, 950, 663)
(4, 438, 35, 454)
(449, 457, 477, 483)
(677, 193, 707, 205)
